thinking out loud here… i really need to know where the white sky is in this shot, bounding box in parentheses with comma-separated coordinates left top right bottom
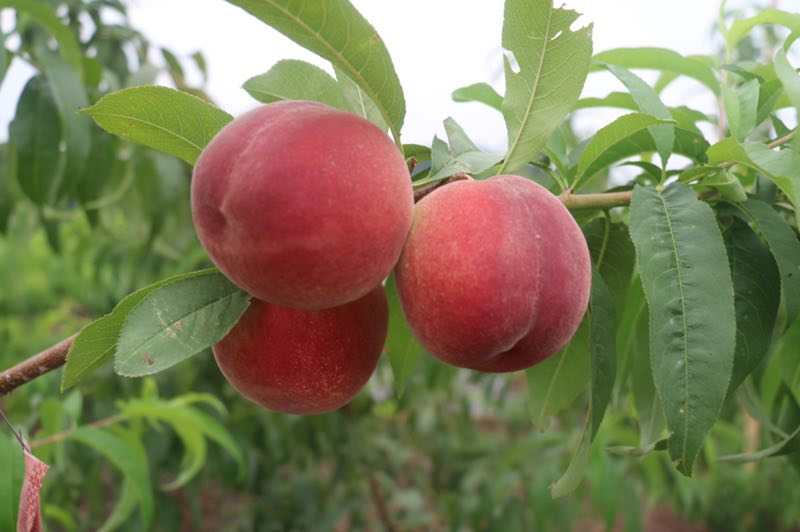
(0, 1, 794, 149)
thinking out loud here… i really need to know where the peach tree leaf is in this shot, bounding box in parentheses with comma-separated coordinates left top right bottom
(733, 199, 800, 331)
(68, 427, 153, 529)
(604, 64, 674, 167)
(499, 0, 593, 173)
(573, 113, 672, 188)
(225, 0, 405, 145)
(83, 86, 232, 165)
(527, 319, 590, 430)
(385, 275, 423, 397)
(334, 67, 388, 132)
(243, 59, 348, 110)
(37, 49, 91, 201)
(62, 269, 218, 390)
(588, 272, 616, 437)
(721, 78, 759, 142)
(114, 272, 250, 377)
(0, 0, 83, 74)
(549, 271, 616, 497)
(725, 9, 800, 51)
(722, 216, 780, 395)
(593, 47, 720, 95)
(629, 184, 735, 476)
(9, 76, 62, 205)
(451, 82, 503, 112)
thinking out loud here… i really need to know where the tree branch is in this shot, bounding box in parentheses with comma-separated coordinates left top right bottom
(560, 190, 632, 210)
(367, 473, 397, 532)
(0, 335, 76, 397)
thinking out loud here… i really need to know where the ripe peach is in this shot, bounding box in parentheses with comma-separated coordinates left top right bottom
(213, 287, 388, 415)
(191, 101, 412, 310)
(395, 175, 590, 373)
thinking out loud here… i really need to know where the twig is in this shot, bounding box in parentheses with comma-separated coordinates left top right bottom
(0, 335, 76, 397)
(560, 190, 632, 210)
(413, 172, 472, 202)
(29, 414, 126, 449)
(367, 473, 397, 532)
(0, 405, 28, 451)
(768, 128, 796, 149)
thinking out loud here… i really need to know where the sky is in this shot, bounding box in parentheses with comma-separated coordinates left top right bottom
(0, 0, 792, 150)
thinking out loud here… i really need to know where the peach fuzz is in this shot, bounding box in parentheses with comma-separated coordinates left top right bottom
(395, 175, 591, 373)
(213, 287, 388, 415)
(191, 101, 412, 310)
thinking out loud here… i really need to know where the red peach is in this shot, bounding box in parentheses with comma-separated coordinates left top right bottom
(213, 287, 388, 415)
(192, 101, 412, 310)
(395, 175, 590, 373)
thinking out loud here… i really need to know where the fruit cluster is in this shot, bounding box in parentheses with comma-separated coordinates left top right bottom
(191, 101, 591, 415)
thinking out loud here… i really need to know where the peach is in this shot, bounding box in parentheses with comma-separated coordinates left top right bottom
(213, 287, 388, 415)
(395, 175, 590, 373)
(191, 101, 412, 310)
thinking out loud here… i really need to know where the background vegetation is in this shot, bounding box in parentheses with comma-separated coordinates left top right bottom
(2, 1, 800, 531)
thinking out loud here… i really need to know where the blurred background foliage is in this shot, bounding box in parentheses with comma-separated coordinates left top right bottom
(2, 1, 800, 531)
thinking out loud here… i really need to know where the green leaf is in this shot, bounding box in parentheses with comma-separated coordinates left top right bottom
(191, 51, 209, 83)
(243, 59, 347, 109)
(0, 432, 25, 531)
(0, 0, 83, 75)
(114, 271, 250, 377)
(757, 79, 785, 127)
(83, 86, 233, 165)
(550, 271, 616, 497)
(385, 275, 423, 397)
(593, 47, 720, 95)
(576, 91, 638, 111)
(37, 49, 91, 200)
(98, 478, 138, 532)
(62, 269, 218, 390)
(499, 0, 593, 173)
(700, 169, 748, 203)
(443, 117, 479, 155)
(9, 75, 62, 205)
(550, 415, 591, 498)
(225, 0, 405, 145)
(718, 425, 800, 463)
(573, 113, 671, 188)
(175, 407, 245, 479)
(722, 78, 759, 141)
(417, 133, 504, 187)
(588, 272, 617, 437)
(776, 318, 800, 403)
(160, 48, 185, 86)
(121, 399, 243, 489)
(726, 9, 800, 51)
(77, 128, 119, 211)
(451, 82, 503, 111)
(334, 67, 387, 131)
(583, 218, 636, 312)
(576, 93, 710, 132)
(734, 199, 800, 330)
(0, 145, 17, 234)
(604, 64, 674, 166)
(722, 216, 780, 394)
(68, 427, 153, 529)
(629, 184, 736, 475)
(774, 49, 800, 150)
(621, 277, 666, 449)
(527, 319, 590, 429)
(707, 138, 800, 225)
